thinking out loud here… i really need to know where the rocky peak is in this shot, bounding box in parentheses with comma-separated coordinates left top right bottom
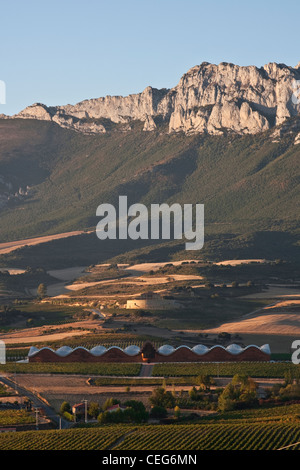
(8, 61, 300, 136)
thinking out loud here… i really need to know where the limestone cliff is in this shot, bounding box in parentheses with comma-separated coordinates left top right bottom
(11, 61, 300, 135)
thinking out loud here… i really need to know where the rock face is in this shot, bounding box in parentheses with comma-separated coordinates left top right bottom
(10, 62, 300, 135)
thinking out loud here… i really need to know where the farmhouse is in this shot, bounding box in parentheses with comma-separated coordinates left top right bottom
(72, 403, 85, 415)
(28, 342, 271, 363)
(106, 404, 127, 413)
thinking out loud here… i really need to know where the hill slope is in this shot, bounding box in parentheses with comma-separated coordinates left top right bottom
(0, 116, 299, 266)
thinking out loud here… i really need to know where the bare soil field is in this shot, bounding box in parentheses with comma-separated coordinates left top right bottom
(201, 313, 300, 335)
(0, 319, 102, 345)
(188, 299, 300, 353)
(44, 264, 204, 297)
(215, 259, 268, 266)
(264, 300, 300, 309)
(240, 285, 300, 300)
(122, 260, 200, 275)
(176, 297, 300, 353)
(0, 268, 26, 275)
(0, 230, 89, 255)
(66, 273, 204, 292)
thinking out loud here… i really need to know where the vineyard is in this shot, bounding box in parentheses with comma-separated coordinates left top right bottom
(152, 362, 300, 378)
(1, 360, 299, 379)
(114, 422, 300, 450)
(0, 362, 141, 376)
(1, 420, 300, 450)
(0, 410, 35, 426)
(0, 426, 129, 450)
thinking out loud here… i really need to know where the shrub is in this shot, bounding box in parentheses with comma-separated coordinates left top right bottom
(150, 406, 168, 419)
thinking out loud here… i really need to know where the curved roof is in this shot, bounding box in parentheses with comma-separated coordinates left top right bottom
(90, 346, 107, 356)
(260, 344, 271, 355)
(27, 342, 271, 358)
(226, 344, 243, 355)
(157, 345, 175, 356)
(124, 345, 141, 356)
(192, 344, 209, 355)
(56, 346, 73, 357)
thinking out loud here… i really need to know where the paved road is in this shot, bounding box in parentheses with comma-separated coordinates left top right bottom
(139, 364, 154, 377)
(0, 374, 71, 430)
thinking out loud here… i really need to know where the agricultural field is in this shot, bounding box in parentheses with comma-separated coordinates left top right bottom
(0, 362, 141, 376)
(152, 362, 300, 379)
(0, 426, 129, 450)
(1, 418, 300, 450)
(0, 300, 89, 331)
(114, 422, 300, 450)
(0, 410, 35, 427)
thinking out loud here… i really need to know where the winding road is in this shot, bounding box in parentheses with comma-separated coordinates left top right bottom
(0, 374, 72, 430)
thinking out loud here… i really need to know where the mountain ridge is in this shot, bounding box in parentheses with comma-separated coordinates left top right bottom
(3, 61, 300, 136)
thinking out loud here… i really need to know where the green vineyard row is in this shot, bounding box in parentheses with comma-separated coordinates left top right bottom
(152, 362, 300, 378)
(1, 422, 300, 451)
(0, 362, 141, 376)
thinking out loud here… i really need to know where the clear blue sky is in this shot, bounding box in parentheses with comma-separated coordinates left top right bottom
(1, 0, 299, 116)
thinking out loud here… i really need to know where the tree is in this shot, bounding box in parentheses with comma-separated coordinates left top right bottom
(174, 406, 181, 419)
(102, 398, 119, 411)
(37, 283, 47, 299)
(149, 387, 175, 409)
(218, 393, 235, 412)
(150, 406, 167, 419)
(188, 387, 198, 401)
(197, 375, 213, 391)
(124, 400, 149, 423)
(60, 401, 71, 414)
(97, 411, 110, 424)
(88, 402, 100, 419)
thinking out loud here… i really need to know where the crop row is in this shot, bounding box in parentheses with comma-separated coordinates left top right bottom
(115, 423, 300, 450)
(1, 422, 300, 450)
(152, 361, 300, 378)
(0, 362, 141, 376)
(0, 410, 36, 426)
(0, 426, 131, 450)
